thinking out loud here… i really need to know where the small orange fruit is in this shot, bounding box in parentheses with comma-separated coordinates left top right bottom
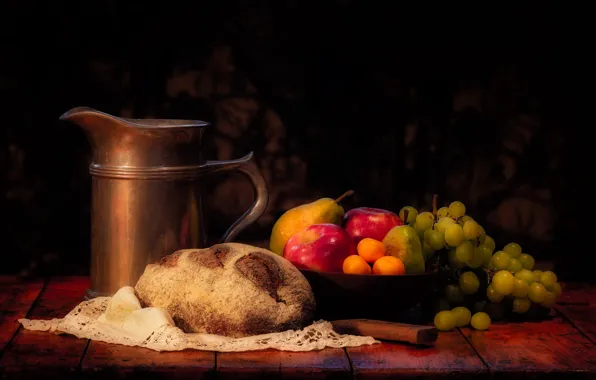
(342, 255, 372, 274)
(372, 256, 406, 275)
(357, 238, 386, 263)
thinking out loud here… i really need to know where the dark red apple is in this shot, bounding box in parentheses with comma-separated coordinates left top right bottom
(283, 223, 356, 272)
(343, 207, 403, 244)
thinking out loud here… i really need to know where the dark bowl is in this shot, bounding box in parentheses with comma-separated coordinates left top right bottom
(299, 269, 441, 322)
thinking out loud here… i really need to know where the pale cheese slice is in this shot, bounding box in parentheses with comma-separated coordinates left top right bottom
(97, 286, 141, 326)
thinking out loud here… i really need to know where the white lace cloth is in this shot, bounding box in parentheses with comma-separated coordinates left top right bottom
(18, 286, 378, 352)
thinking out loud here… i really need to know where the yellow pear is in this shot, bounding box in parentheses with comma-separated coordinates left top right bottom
(269, 190, 354, 255)
(382, 225, 425, 274)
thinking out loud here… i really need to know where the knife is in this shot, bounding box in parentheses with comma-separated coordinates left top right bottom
(331, 319, 438, 346)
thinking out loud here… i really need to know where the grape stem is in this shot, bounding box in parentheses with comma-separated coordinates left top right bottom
(335, 190, 355, 204)
(403, 209, 409, 224)
(432, 194, 438, 217)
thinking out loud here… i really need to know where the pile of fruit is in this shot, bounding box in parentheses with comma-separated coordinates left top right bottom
(270, 190, 425, 276)
(269, 191, 564, 332)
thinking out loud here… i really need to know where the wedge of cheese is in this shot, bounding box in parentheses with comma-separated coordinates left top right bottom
(97, 286, 174, 340)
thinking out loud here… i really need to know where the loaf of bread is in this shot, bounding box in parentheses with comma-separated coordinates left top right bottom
(134, 243, 316, 338)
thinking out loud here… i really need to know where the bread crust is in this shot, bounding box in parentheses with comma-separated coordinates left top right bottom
(134, 243, 316, 337)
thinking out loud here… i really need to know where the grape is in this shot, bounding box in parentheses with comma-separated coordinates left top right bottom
(487, 285, 504, 303)
(512, 278, 529, 297)
(460, 271, 480, 294)
(448, 249, 466, 269)
(551, 282, 562, 297)
(455, 241, 474, 264)
(399, 206, 418, 224)
(463, 220, 482, 240)
(415, 212, 435, 231)
(445, 284, 465, 304)
(492, 270, 515, 295)
(415, 225, 426, 241)
(540, 271, 558, 288)
(445, 224, 465, 246)
(436, 217, 456, 233)
(533, 270, 543, 279)
(425, 229, 446, 250)
(476, 245, 493, 265)
(528, 282, 547, 303)
(541, 291, 557, 308)
(477, 225, 487, 244)
(468, 252, 483, 268)
(491, 251, 511, 270)
(448, 201, 466, 218)
(422, 242, 435, 260)
(437, 207, 449, 219)
(483, 236, 496, 252)
(451, 306, 472, 327)
(471, 312, 491, 330)
(519, 253, 535, 270)
(503, 242, 522, 258)
(460, 215, 474, 224)
(515, 269, 536, 284)
(512, 297, 532, 313)
(434, 310, 457, 331)
(507, 258, 523, 273)
(470, 245, 492, 268)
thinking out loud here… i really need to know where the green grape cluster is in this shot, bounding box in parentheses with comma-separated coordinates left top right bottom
(434, 307, 491, 331)
(485, 242, 562, 312)
(400, 200, 494, 270)
(400, 197, 564, 332)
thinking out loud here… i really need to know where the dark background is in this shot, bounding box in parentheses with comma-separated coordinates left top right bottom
(0, 2, 590, 280)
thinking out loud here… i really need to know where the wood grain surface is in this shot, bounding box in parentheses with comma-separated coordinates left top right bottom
(558, 282, 596, 305)
(462, 315, 596, 379)
(2, 276, 596, 380)
(216, 348, 352, 379)
(0, 276, 89, 380)
(81, 342, 216, 380)
(0, 277, 44, 353)
(347, 330, 487, 379)
(557, 305, 596, 345)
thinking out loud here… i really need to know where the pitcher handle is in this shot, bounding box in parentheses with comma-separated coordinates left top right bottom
(202, 151, 269, 243)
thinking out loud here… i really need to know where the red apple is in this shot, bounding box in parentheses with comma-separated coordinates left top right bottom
(283, 224, 356, 272)
(343, 207, 403, 244)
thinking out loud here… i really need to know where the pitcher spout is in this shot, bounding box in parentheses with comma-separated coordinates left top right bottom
(59, 106, 104, 122)
(59, 106, 210, 168)
(59, 107, 130, 137)
(60, 107, 209, 129)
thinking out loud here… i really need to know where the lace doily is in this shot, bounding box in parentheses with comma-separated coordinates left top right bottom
(18, 286, 378, 352)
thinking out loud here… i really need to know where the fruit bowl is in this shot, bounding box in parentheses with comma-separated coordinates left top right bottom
(300, 269, 441, 321)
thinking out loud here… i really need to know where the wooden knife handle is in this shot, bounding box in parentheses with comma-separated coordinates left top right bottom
(331, 319, 438, 346)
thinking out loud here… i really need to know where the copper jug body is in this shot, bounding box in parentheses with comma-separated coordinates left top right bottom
(60, 107, 269, 299)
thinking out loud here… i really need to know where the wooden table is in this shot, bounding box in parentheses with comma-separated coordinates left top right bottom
(1, 276, 595, 379)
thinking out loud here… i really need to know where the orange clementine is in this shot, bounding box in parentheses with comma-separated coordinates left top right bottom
(357, 238, 386, 263)
(342, 255, 372, 274)
(372, 256, 406, 275)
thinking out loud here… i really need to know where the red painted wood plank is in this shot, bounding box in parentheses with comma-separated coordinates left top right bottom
(558, 283, 596, 305)
(216, 348, 352, 379)
(81, 342, 216, 379)
(462, 315, 596, 379)
(0, 277, 45, 353)
(347, 330, 486, 379)
(0, 276, 90, 380)
(557, 305, 596, 345)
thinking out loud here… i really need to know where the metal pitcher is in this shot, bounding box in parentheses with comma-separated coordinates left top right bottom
(60, 107, 269, 299)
